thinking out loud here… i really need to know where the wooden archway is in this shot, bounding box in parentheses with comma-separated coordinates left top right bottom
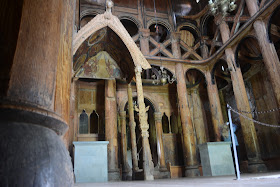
(73, 10, 150, 70)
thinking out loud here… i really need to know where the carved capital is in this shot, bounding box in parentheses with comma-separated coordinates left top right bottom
(171, 32, 181, 43)
(135, 65, 142, 74)
(154, 112, 162, 122)
(119, 111, 126, 119)
(139, 28, 150, 39)
(141, 129, 149, 138)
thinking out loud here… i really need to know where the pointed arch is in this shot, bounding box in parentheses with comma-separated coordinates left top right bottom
(73, 12, 150, 70)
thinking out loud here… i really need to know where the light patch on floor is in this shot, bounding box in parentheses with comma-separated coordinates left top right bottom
(250, 174, 280, 179)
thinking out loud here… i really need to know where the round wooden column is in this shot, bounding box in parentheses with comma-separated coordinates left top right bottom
(171, 32, 182, 58)
(154, 112, 167, 171)
(135, 65, 154, 181)
(127, 83, 139, 172)
(175, 63, 200, 177)
(219, 20, 267, 173)
(205, 70, 224, 141)
(190, 86, 207, 145)
(105, 79, 120, 180)
(120, 111, 132, 180)
(139, 29, 150, 56)
(0, 0, 75, 186)
(245, 0, 280, 108)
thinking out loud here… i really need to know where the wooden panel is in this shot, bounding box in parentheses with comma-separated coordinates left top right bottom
(167, 164, 184, 178)
(114, 0, 137, 8)
(79, 90, 92, 104)
(162, 133, 184, 166)
(180, 30, 194, 47)
(77, 134, 99, 141)
(144, 0, 167, 12)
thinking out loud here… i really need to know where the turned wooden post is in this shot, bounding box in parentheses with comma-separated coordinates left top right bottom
(139, 29, 150, 56)
(154, 112, 167, 171)
(190, 85, 207, 145)
(0, 0, 75, 186)
(120, 111, 131, 179)
(219, 20, 267, 173)
(127, 83, 139, 172)
(175, 63, 200, 177)
(245, 0, 280, 108)
(134, 65, 154, 180)
(105, 79, 120, 180)
(205, 70, 224, 141)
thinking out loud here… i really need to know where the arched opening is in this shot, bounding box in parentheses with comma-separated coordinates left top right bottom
(120, 18, 140, 48)
(178, 24, 201, 59)
(80, 15, 96, 28)
(79, 110, 89, 134)
(170, 113, 178, 134)
(149, 23, 169, 43)
(162, 113, 170, 133)
(269, 5, 280, 57)
(202, 15, 221, 56)
(90, 110, 99, 134)
(120, 19, 139, 37)
(233, 36, 280, 162)
(185, 69, 211, 143)
(124, 97, 158, 169)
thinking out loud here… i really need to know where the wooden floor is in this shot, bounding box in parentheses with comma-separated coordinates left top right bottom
(75, 172, 280, 187)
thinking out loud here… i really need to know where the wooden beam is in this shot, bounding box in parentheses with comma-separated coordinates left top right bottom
(225, 15, 250, 22)
(230, 0, 245, 37)
(209, 28, 220, 56)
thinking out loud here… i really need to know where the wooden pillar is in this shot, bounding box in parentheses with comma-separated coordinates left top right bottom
(127, 83, 139, 172)
(219, 20, 267, 173)
(75, 0, 80, 31)
(205, 70, 224, 141)
(120, 111, 132, 180)
(105, 79, 120, 180)
(245, 0, 280, 107)
(0, 0, 75, 186)
(139, 28, 150, 56)
(137, 0, 144, 29)
(171, 32, 182, 58)
(154, 112, 167, 171)
(134, 65, 154, 181)
(190, 85, 207, 145)
(175, 63, 200, 177)
(219, 90, 229, 122)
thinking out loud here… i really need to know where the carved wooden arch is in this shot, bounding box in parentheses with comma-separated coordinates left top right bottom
(146, 18, 173, 32)
(73, 12, 151, 70)
(235, 35, 262, 68)
(118, 14, 143, 29)
(185, 67, 206, 88)
(200, 13, 213, 36)
(80, 9, 104, 19)
(118, 92, 160, 113)
(268, 5, 280, 43)
(210, 59, 229, 84)
(176, 23, 200, 42)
